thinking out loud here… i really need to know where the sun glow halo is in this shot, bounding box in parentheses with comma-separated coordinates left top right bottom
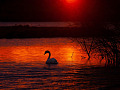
(65, 0, 77, 3)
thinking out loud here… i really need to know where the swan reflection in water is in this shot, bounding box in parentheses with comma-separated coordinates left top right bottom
(44, 50, 58, 64)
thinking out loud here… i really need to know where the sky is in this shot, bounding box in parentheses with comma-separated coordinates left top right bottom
(0, 0, 120, 22)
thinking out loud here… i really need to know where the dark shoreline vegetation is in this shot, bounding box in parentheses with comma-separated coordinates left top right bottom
(0, 24, 120, 68)
(0, 25, 114, 39)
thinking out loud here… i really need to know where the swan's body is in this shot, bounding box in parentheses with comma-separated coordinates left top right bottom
(44, 50, 58, 64)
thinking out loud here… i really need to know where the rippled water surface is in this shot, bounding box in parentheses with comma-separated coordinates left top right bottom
(0, 38, 120, 90)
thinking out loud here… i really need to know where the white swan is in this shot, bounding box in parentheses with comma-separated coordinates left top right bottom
(44, 50, 58, 64)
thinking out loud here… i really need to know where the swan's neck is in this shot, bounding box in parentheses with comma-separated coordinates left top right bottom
(48, 52, 51, 60)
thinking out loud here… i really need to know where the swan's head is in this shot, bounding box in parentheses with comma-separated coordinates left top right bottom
(44, 50, 50, 55)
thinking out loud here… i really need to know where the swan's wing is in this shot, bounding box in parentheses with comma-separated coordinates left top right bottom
(51, 58, 57, 61)
(46, 58, 58, 64)
(51, 58, 58, 62)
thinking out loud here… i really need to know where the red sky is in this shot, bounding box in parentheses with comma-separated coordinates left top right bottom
(0, 0, 120, 22)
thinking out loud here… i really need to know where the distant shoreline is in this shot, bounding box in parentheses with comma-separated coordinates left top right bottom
(0, 26, 114, 39)
(0, 22, 80, 27)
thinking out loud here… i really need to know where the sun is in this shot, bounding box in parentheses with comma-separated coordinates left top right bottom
(65, 0, 77, 3)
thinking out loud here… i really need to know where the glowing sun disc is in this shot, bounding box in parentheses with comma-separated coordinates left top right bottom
(66, 0, 77, 3)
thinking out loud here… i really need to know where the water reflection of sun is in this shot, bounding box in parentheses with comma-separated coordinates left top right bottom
(0, 38, 106, 66)
(61, 46, 76, 62)
(10, 46, 42, 62)
(0, 44, 81, 64)
(0, 42, 105, 66)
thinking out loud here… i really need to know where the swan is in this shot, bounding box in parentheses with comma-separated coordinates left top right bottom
(44, 50, 58, 64)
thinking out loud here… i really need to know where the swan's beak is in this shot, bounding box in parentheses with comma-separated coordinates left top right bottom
(44, 53, 46, 55)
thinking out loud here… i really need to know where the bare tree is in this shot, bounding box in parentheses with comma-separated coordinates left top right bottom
(71, 37, 95, 65)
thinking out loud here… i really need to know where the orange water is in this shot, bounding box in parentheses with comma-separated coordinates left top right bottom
(0, 38, 104, 65)
(0, 38, 111, 90)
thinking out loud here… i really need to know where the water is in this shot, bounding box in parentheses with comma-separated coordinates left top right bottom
(0, 38, 120, 90)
